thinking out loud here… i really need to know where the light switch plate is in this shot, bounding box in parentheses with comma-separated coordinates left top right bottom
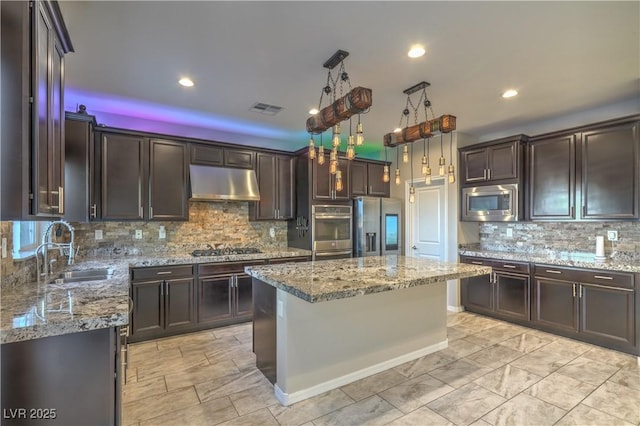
(607, 230, 618, 241)
(95, 230, 103, 240)
(135, 230, 143, 239)
(158, 226, 166, 239)
(269, 227, 276, 238)
(506, 228, 513, 238)
(1, 238, 7, 258)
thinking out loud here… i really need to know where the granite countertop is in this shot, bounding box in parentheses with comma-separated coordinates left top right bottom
(458, 246, 640, 273)
(0, 248, 312, 344)
(245, 255, 492, 303)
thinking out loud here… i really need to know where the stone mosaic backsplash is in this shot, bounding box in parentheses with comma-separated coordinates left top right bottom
(0, 201, 287, 288)
(477, 221, 640, 261)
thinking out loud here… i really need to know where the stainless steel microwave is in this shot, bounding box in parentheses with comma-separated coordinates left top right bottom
(462, 184, 519, 221)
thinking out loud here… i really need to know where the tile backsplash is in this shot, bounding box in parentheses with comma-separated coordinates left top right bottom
(478, 221, 640, 260)
(0, 201, 286, 287)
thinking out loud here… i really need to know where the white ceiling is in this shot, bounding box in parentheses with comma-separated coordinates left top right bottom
(59, 1, 640, 156)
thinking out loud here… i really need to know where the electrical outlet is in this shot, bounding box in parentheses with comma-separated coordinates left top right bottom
(95, 230, 103, 240)
(506, 228, 513, 238)
(607, 230, 618, 241)
(1, 238, 7, 258)
(269, 227, 276, 238)
(158, 226, 166, 239)
(135, 229, 143, 239)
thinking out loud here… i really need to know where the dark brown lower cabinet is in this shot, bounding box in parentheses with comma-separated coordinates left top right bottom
(197, 260, 265, 328)
(1, 327, 120, 425)
(460, 256, 530, 323)
(130, 266, 195, 342)
(533, 265, 637, 354)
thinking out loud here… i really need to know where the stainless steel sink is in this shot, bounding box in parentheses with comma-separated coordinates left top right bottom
(50, 267, 115, 283)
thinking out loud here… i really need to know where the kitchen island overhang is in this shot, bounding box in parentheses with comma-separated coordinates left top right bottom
(245, 255, 491, 406)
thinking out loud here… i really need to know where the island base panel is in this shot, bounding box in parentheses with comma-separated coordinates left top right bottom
(253, 279, 277, 384)
(273, 281, 448, 405)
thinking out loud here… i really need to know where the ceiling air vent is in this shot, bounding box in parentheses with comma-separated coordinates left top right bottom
(249, 102, 283, 116)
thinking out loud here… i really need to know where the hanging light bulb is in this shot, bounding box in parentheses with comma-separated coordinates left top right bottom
(332, 124, 341, 147)
(425, 165, 432, 185)
(355, 120, 364, 146)
(409, 186, 415, 203)
(395, 146, 401, 185)
(329, 148, 338, 174)
(439, 134, 446, 176)
(448, 132, 456, 184)
(421, 138, 428, 175)
(308, 136, 316, 160)
(335, 170, 343, 192)
(383, 165, 390, 183)
(318, 137, 325, 165)
(402, 145, 409, 163)
(346, 135, 355, 160)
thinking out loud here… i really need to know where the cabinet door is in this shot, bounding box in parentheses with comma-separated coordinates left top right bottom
(235, 274, 253, 319)
(100, 133, 145, 220)
(368, 163, 390, 197)
(164, 278, 196, 330)
(494, 272, 529, 321)
(461, 148, 488, 184)
(131, 281, 164, 337)
(350, 161, 368, 196)
(254, 153, 277, 219)
(529, 135, 576, 220)
(580, 122, 640, 219)
(50, 39, 65, 216)
(532, 277, 578, 333)
(224, 148, 254, 169)
(276, 156, 295, 219)
(580, 283, 635, 349)
(461, 274, 493, 313)
(487, 142, 518, 181)
(198, 275, 233, 324)
(313, 155, 332, 200)
(149, 139, 188, 221)
(190, 144, 223, 166)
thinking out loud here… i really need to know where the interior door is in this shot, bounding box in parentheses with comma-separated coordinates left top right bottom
(408, 181, 445, 260)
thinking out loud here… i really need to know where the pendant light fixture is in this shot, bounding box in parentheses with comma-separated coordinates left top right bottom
(409, 142, 415, 203)
(383, 146, 390, 183)
(394, 146, 401, 185)
(383, 81, 457, 185)
(305, 50, 373, 194)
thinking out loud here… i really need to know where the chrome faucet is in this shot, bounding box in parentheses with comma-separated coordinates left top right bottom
(36, 220, 77, 285)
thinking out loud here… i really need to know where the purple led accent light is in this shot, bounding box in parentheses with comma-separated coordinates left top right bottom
(65, 88, 307, 140)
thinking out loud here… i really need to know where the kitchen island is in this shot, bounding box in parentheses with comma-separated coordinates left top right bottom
(245, 255, 491, 406)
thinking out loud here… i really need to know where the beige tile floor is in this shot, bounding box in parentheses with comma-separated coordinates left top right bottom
(123, 312, 640, 426)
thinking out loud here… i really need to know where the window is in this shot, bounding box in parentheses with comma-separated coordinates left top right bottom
(12, 221, 49, 259)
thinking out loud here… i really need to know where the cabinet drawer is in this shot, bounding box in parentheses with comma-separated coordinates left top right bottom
(575, 270, 634, 289)
(459, 256, 492, 267)
(534, 265, 576, 280)
(131, 265, 194, 281)
(198, 260, 265, 276)
(268, 256, 310, 265)
(494, 261, 529, 274)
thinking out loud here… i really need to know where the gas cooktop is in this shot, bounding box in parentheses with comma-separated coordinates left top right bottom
(191, 246, 262, 257)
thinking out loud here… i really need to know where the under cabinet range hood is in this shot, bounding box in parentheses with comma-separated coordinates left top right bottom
(189, 165, 260, 201)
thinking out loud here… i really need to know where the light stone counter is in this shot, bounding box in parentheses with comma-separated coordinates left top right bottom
(245, 255, 492, 303)
(458, 246, 640, 273)
(1, 248, 311, 344)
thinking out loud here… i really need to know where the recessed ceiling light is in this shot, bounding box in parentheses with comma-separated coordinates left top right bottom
(408, 45, 426, 58)
(502, 89, 518, 98)
(309, 108, 319, 115)
(179, 77, 194, 87)
(394, 127, 402, 133)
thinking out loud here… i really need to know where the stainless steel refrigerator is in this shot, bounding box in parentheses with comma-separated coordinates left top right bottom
(353, 196, 402, 257)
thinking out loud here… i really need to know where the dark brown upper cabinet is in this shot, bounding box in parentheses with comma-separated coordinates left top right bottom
(1, 1, 73, 219)
(190, 143, 254, 169)
(460, 136, 526, 186)
(312, 154, 351, 201)
(250, 153, 295, 220)
(96, 133, 189, 221)
(63, 112, 97, 222)
(580, 122, 639, 220)
(528, 117, 639, 221)
(149, 139, 189, 220)
(351, 160, 390, 197)
(528, 134, 577, 220)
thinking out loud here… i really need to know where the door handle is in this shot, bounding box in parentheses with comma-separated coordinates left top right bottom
(411, 245, 417, 250)
(572, 283, 576, 297)
(502, 265, 517, 269)
(90, 204, 97, 219)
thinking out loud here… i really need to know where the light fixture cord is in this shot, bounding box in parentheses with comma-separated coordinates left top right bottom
(410, 143, 414, 181)
(440, 133, 444, 157)
(449, 132, 453, 164)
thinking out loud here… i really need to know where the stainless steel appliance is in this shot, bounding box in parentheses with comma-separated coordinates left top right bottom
(353, 197, 402, 257)
(311, 205, 352, 260)
(461, 183, 519, 221)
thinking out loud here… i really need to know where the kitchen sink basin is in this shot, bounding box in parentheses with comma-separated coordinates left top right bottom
(50, 267, 115, 283)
